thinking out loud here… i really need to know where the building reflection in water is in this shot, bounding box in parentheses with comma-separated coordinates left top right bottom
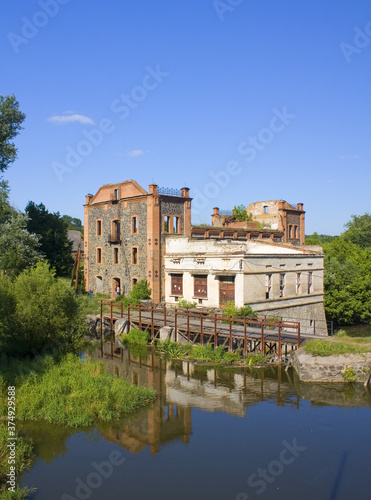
(88, 343, 297, 455)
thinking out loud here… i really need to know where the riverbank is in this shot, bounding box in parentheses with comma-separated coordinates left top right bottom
(293, 329, 371, 383)
(0, 353, 156, 427)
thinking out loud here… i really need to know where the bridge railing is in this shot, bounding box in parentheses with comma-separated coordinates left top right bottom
(125, 303, 301, 355)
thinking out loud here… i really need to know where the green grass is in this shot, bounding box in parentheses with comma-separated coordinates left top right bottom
(0, 354, 156, 427)
(0, 424, 34, 499)
(304, 338, 371, 357)
(155, 340, 267, 365)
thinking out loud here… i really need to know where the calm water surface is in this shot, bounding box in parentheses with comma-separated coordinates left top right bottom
(20, 344, 371, 500)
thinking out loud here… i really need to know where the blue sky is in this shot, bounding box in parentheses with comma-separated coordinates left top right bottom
(1, 0, 370, 234)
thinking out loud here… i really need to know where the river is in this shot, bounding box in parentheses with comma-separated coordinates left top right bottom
(19, 344, 371, 500)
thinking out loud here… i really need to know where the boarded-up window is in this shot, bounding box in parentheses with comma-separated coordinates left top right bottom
(194, 275, 207, 298)
(219, 276, 235, 304)
(171, 274, 183, 296)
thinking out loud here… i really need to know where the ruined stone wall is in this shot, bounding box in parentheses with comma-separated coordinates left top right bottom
(293, 349, 371, 383)
(87, 200, 148, 295)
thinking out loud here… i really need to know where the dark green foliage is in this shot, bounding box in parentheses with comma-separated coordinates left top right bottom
(0, 354, 156, 427)
(307, 215, 371, 325)
(61, 215, 83, 234)
(26, 201, 73, 277)
(232, 204, 251, 221)
(0, 263, 86, 355)
(0, 94, 26, 173)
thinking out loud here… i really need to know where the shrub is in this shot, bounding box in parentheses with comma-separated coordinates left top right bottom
(223, 301, 258, 323)
(341, 366, 357, 383)
(122, 328, 150, 345)
(0, 263, 87, 355)
(177, 299, 197, 309)
(116, 279, 151, 307)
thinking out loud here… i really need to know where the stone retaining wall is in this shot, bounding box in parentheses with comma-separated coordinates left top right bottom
(293, 348, 371, 383)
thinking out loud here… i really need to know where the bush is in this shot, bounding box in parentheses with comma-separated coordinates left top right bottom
(0, 263, 87, 355)
(122, 328, 150, 345)
(223, 301, 258, 323)
(177, 299, 197, 309)
(116, 279, 151, 307)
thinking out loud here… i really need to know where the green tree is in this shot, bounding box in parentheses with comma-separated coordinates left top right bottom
(322, 237, 371, 324)
(342, 213, 371, 249)
(232, 204, 251, 221)
(61, 215, 83, 234)
(0, 94, 26, 173)
(26, 202, 73, 276)
(0, 263, 86, 355)
(0, 211, 42, 277)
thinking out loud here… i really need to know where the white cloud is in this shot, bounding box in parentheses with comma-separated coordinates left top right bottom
(340, 154, 360, 160)
(47, 114, 95, 125)
(127, 150, 144, 157)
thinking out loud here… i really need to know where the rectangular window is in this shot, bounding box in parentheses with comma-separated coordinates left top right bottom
(265, 274, 272, 299)
(110, 220, 120, 242)
(173, 216, 180, 234)
(296, 273, 301, 294)
(96, 220, 102, 236)
(194, 275, 207, 298)
(114, 188, 118, 200)
(96, 248, 102, 264)
(171, 274, 183, 296)
(113, 247, 119, 264)
(308, 272, 313, 294)
(294, 225, 298, 239)
(163, 215, 170, 233)
(288, 225, 293, 238)
(132, 216, 138, 234)
(279, 273, 285, 297)
(264, 205, 268, 214)
(132, 247, 138, 265)
(132, 278, 138, 288)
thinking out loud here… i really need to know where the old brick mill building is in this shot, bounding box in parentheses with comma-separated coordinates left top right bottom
(84, 180, 327, 334)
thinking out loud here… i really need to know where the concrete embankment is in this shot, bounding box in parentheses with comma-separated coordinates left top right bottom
(293, 348, 371, 383)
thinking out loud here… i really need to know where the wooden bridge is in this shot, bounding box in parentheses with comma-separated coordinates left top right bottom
(100, 302, 326, 357)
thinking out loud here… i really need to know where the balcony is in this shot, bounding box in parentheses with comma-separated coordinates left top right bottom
(108, 231, 121, 244)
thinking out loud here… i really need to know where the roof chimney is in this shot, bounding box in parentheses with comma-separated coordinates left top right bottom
(181, 187, 190, 198)
(148, 184, 158, 195)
